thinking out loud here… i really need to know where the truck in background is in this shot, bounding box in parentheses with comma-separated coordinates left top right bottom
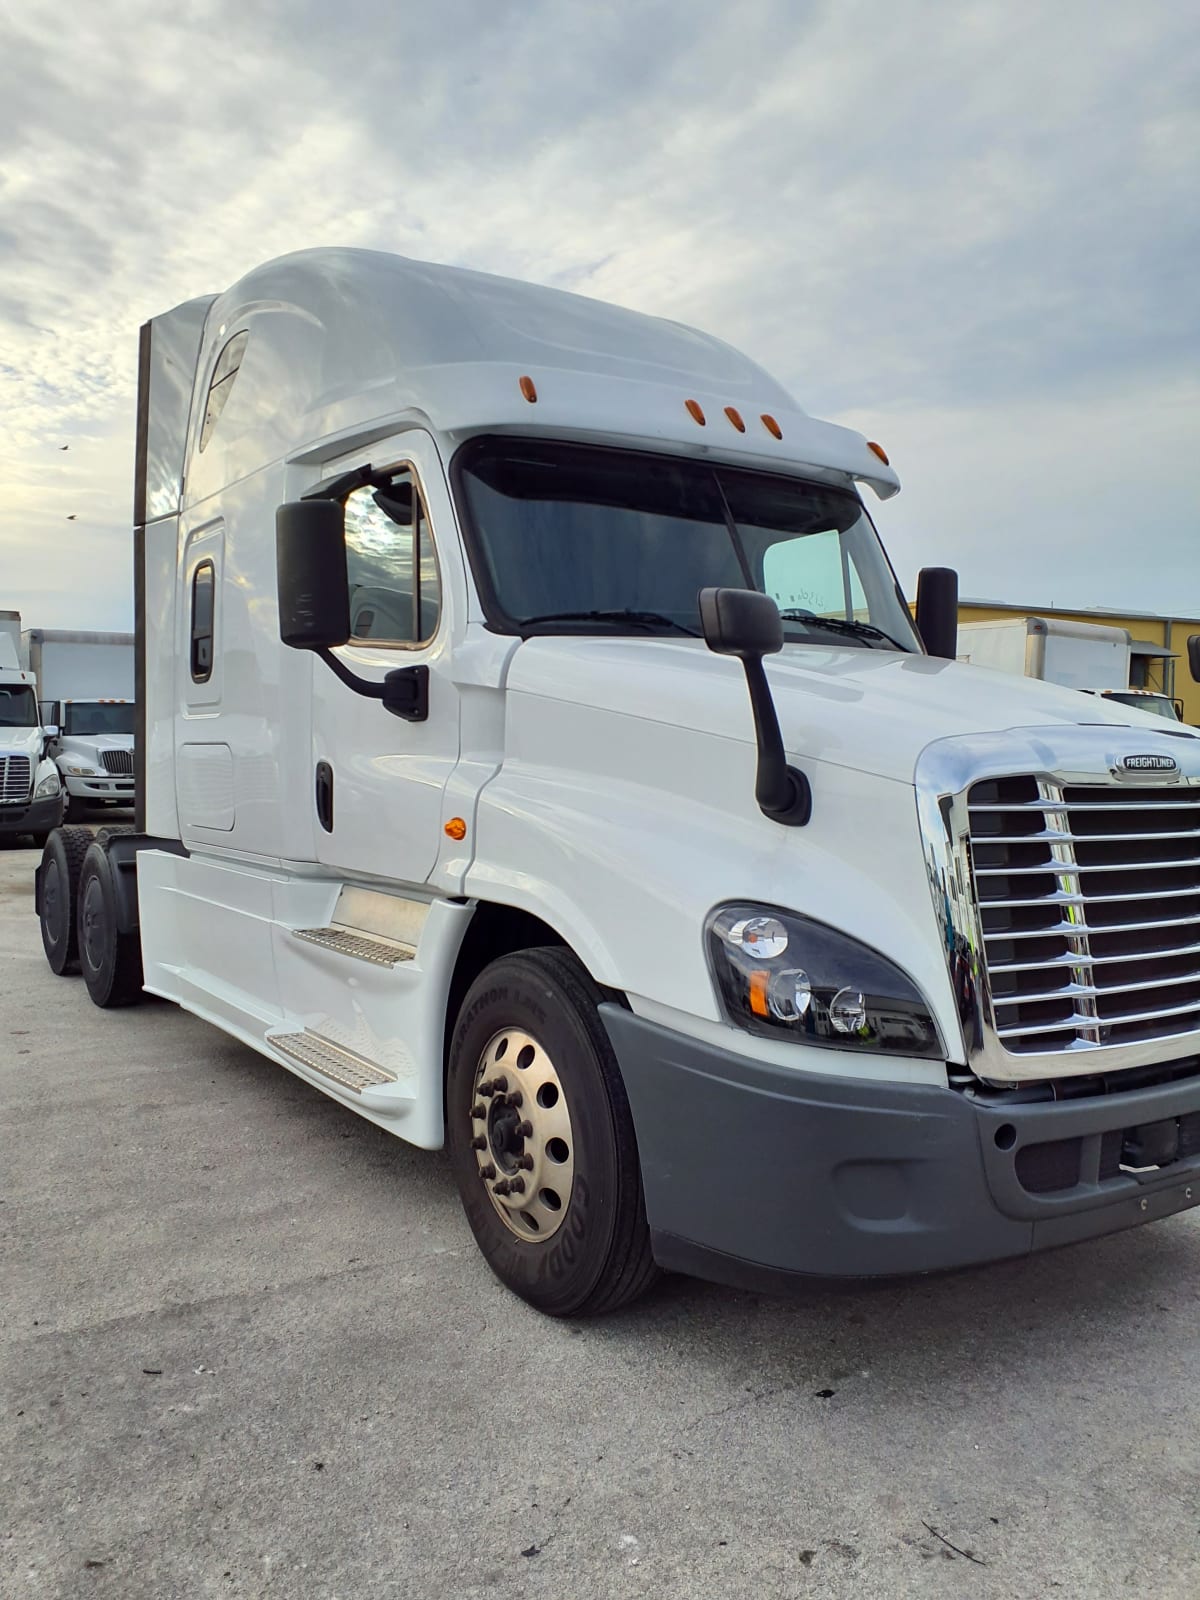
(957, 616, 1183, 720)
(31, 248, 1200, 1315)
(21, 631, 136, 815)
(0, 612, 64, 847)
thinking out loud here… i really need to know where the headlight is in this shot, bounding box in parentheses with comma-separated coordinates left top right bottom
(707, 904, 944, 1058)
(60, 762, 98, 776)
(35, 771, 62, 798)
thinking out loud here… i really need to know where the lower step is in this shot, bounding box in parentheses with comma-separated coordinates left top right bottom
(293, 925, 415, 967)
(271, 1030, 399, 1094)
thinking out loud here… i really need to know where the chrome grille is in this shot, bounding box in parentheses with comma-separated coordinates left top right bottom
(100, 749, 134, 775)
(968, 777, 1200, 1054)
(0, 755, 31, 803)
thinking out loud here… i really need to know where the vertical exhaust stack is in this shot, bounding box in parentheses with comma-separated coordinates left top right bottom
(133, 295, 215, 833)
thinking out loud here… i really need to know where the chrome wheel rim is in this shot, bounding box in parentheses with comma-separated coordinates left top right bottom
(471, 1028, 575, 1241)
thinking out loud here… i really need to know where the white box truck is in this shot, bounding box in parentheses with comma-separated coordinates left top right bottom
(0, 613, 64, 846)
(958, 615, 1183, 720)
(21, 630, 136, 814)
(32, 249, 1200, 1314)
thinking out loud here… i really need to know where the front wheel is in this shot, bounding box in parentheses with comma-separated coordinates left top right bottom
(447, 947, 659, 1317)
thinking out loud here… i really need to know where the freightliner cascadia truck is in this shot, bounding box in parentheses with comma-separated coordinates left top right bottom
(34, 249, 1200, 1315)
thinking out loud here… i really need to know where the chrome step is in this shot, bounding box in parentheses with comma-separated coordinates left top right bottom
(271, 1031, 398, 1093)
(293, 925, 415, 967)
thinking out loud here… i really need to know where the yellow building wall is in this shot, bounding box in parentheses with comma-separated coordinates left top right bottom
(956, 603, 1200, 726)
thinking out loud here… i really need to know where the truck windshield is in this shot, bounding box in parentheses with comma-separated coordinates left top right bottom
(455, 439, 922, 651)
(1103, 692, 1181, 722)
(63, 703, 135, 736)
(0, 686, 38, 727)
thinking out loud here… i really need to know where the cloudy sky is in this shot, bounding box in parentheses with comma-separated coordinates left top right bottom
(2, 0, 1196, 632)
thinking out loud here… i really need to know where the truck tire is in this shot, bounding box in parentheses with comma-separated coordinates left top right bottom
(447, 947, 659, 1317)
(77, 842, 144, 1008)
(39, 826, 93, 975)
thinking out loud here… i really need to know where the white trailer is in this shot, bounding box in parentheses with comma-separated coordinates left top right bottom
(32, 248, 1200, 1314)
(21, 630, 136, 813)
(957, 615, 1132, 691)
(0, 614, 64, 846)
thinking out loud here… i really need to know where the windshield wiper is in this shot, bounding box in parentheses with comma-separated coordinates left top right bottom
(777, 612, 910, 653)
(518, 609, 700, 637)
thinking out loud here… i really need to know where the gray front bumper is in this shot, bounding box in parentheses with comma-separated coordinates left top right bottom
(0, 794, 65, 837)
(601, 1007, 1200, 1289)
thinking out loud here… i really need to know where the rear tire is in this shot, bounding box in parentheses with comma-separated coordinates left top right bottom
(447, 947, 659, 1317)
(77, 843, 144, 1008)
(39, 826, 93, 975)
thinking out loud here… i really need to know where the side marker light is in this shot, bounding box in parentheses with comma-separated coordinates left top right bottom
(519, 376, 538, 403)
(685, 399, 706, 425)
(867, 441, 889, 465)
(444, 817, 467, 841)
(761, 414, 782, 440)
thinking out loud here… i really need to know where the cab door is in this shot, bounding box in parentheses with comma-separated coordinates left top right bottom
(312, 431, 462, 887)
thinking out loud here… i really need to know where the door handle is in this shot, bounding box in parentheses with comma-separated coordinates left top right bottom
(315, 761, 334, 833)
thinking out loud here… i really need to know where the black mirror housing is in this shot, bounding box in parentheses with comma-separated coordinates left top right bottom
(1188, 634, 1200, 685)
(276, 500, 351, 650)
(915, 567, 959, 660)
(699, 586, 784, 659)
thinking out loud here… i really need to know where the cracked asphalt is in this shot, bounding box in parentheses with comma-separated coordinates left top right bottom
(2, 834, 1199, 1598)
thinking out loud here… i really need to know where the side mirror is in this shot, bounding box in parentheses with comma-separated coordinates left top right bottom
(42, 724, 59, 740)
(698, 586, 784, 659)
(915, 567, 959, 660)
(1188, 635, 1200, 685)
(276, 500, 351, 649)
(699, 587, 811, 827)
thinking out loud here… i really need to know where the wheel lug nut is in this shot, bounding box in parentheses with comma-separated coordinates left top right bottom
(471, 1135, 487, 1150)
(493, 1179, 511, 1196)
(517, 1154, 534, 1171)
(479, 1080, 494, 1096)
(507, 1091, 523, 1108)
(517, 1120, 533, 1138)
(509, 1177, 526, 1195)
(471, 1103, 486, 1120)
(493, 1076, 508, 1093)
(480, 1163, 496, 1179)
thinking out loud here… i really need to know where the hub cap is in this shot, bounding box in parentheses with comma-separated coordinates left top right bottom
(81, 875, 105, 972)
(471, 1028, 575, 1241)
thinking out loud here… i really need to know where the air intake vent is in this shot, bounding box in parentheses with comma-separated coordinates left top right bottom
(968, 779, 1200, 1054)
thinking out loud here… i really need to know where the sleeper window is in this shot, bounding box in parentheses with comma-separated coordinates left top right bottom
(344, 471, 440, 645)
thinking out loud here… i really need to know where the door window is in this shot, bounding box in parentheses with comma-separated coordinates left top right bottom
(344, 471, 441, 646)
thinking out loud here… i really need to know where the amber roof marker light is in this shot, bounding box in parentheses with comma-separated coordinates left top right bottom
(761, 414, 782, 440)
(867, 441, 890, 465)
(519, 375, 538, 403)
(685, 399, 706, 425)
(724, 406, 746, 433)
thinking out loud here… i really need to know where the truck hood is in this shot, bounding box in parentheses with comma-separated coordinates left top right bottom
(0, 724, 42, 761)
(506, 637, 1200, 784)
(57, 734, 133, 766)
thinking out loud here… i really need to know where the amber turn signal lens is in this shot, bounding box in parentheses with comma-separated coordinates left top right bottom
(761, 414, 782, 440)
(519, 375, 538, 403)
(444, 817, 467, 841)
(724, 406, 746, 432)
(748, 969, 771, 1018)
(685, 399, 706, 425)
(867, 440, 889, 464)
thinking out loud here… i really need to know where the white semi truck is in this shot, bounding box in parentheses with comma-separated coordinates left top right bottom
(21, 630, 136, 813)
(0, 612, 64, 847)
(33, 249, 1200, 1315)
(958, 615, 1183, 720)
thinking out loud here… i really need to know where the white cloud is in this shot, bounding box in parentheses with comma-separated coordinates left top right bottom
(1, 0, 1196, 628)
